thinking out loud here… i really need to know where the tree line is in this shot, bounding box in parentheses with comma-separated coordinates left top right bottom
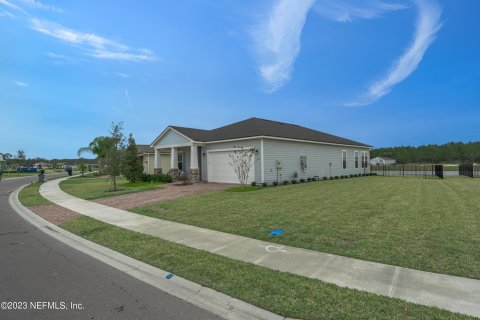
(371, 141, 480, 164)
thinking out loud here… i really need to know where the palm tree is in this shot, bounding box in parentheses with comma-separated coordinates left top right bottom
(77, 136, 114, 170)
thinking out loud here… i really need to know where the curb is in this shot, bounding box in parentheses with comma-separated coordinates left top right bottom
(10, 184, 296, 320)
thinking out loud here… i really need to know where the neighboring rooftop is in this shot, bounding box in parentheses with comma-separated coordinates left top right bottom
(168, 117, 371, 147)
(137, 144, 154, 154)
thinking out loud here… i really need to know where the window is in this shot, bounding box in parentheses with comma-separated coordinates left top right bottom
(178, 152, 183, 171)
(361, 151, 368, 168)
(342, 150, 347, 169)
(354, 151, 359, 169)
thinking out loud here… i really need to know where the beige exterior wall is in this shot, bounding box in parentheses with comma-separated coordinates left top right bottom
(142, 153, 171, 174)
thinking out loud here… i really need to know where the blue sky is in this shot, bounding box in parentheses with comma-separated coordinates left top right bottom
(1, 0, 479, 159)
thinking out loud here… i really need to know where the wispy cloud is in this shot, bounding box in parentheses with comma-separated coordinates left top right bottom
(313, 0, 408, 23)
(30, 19, 156, 62)
(0, 0, 27, 15)
(13, 80, 28, 87)
(253, 0, 315, 93)
(113, 72, 131, 78)
(346, 0, 442, 106)
(125, 89, 133, 109)
(0, 9, 14, 17)
(16, 0, 62, 13)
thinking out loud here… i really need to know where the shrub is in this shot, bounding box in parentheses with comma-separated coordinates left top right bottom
(291, 179, 297, 184)
(140, 173, 172, 183)
(329, 176, 334, 180)
(300, 178, 305, 183)
(323, 177, 327, 181)
(307, 177, 312, 182)
(283, 180, 289, 185)
(262, 182, 268, 187)
(272, 181, 278, 186)
(334, 176, 339, 179)
(251, 181, 257, 186)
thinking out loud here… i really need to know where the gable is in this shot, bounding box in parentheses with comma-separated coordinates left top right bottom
(152, 128, 192, 147)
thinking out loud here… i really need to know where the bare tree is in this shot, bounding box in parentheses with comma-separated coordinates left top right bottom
(228, 147, 256, 186)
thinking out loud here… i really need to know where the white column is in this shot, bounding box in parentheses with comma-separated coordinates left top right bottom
(155, 149, 161, 169)
(190, 144, 198, 169)
(170, 147, 178, 169)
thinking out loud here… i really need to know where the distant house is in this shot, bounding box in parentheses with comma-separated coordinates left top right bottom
(150, 117, 372, 183)
(0, 154, 6, 171)
(137, 145, 170, 175)
(33, 162, 51, 169)
(370, 157, 396, 166)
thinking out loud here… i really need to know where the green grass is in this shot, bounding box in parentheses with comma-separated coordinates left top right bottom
(2, 172, 40, 178)
(132, 176, 480, 279)
(225, 185, 264, 192)
(60, 216, 474, 320)
(60, 176, 163, 200)
(18, 182, 52, 206)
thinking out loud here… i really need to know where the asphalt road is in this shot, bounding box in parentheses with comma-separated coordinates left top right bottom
(0, 174, 220, 320)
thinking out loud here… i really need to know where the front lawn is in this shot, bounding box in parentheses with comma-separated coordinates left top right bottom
(61, 216, 473, 320)
(132, 176, 480, 279)
(60, 176, 164, 200)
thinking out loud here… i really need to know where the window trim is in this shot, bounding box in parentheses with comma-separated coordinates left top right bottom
(342, 150, 347, 170)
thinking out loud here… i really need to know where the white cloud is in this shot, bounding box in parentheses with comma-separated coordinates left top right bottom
(16, 0, 62, 13)
(13, 80, 28, 87)
(346, 0, 442, 106)
(0, 0, 27, 15)
(0, 9, 14, 17)
(253, 0, 315, 93)
(313, 0, 407, 22)
(30, 19, 156, 62)
(113, 72, 131, 78)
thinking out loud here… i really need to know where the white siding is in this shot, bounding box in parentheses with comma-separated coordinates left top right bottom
(263, 139, 370, 183)
(154, 129, 191, 147)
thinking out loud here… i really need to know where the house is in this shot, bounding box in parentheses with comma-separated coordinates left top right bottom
(33, 162, 51, 169)
(137, 144, 171, 175)
(0, 154, 6, 171)
(150, 117, 372, 184)
(370, 157, 396, 166)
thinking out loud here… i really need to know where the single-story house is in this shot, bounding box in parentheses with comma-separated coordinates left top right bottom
(137, 144, 171, 175)
(0, 154, 6, 171)
(370, 157, 396, 166)
(33, 162, 51, 169)
(150, 117, 372, 184)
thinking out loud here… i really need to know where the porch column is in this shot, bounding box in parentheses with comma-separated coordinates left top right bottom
(169, 147, 179, 180)
(189, 144, 200, 181)
(154, 149, 162, 174)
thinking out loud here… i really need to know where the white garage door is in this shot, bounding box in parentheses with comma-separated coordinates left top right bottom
(207, 150, 255, 184)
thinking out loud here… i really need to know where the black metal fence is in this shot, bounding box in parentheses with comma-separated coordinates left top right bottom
(371, 164, 480, 178)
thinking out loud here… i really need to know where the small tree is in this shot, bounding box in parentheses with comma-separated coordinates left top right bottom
(78, 163, 88, 176)
(228, 147, 256, 187)
(16, 149, 26, 166)
(103, 122, 126, 191)
(123, 134, 144, 182)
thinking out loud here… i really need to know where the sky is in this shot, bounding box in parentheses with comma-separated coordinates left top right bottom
(1, 0, 479, 159)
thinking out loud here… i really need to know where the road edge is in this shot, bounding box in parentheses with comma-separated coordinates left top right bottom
(10, 184, 294, 320)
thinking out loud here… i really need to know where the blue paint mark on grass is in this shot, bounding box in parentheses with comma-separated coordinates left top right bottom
(166, 273, 174, 279)
(269, 229, 284, 236)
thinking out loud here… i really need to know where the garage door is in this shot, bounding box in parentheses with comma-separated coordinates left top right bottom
(207, 150, 255, 184)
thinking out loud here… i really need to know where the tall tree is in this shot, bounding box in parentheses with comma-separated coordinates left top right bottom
(123, 134, 144, 182)
(103, 122, 125, 191)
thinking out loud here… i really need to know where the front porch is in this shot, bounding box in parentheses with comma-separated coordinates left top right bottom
(154, 143, 203, 182)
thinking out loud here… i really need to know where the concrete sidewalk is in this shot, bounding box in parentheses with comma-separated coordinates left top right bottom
(40, 177, 480, 318)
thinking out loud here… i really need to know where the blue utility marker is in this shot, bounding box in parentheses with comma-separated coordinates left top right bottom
(269, 229, 285, 236)
(166, 273, 174, 280)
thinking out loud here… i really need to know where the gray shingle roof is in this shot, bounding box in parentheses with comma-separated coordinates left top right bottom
(170, 118, 371, 147)
(137, 144, 155, 154)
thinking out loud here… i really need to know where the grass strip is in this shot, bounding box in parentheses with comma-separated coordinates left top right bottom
(61, 216, 475, 320)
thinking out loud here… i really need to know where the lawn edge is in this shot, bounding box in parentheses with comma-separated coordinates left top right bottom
(10, 184, 290, 320)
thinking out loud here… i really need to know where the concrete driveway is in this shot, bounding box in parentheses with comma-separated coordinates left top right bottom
(94, 182, 234, 210)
